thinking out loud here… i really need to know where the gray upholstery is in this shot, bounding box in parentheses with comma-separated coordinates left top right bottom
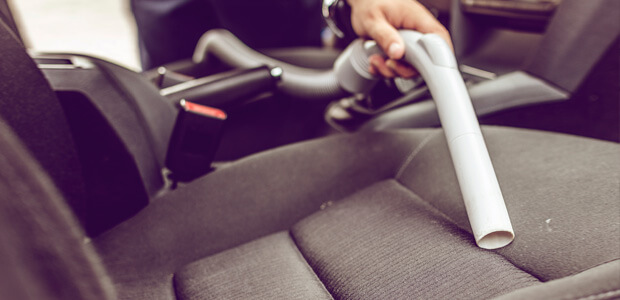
(95, 127, 620, 299)
(95, 129, 431, 298)
(175, 232, 332, 299)
(398, 127, 620, 281)
(291, 180, 540, 299)
(0, 19, 87, 224)
(2, 109, 617, 299)
(0, 120, 115, 300)
(497, 260, 620, 300)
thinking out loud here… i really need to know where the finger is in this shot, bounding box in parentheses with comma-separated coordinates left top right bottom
(386, 59, 418, 78)
(369, 54, 396, 78)
(365, 18, 405, 60)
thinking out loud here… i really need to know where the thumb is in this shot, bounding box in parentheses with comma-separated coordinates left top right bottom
(367, 19, 405, 60)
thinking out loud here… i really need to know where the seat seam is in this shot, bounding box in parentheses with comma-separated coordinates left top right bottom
(575, 288, 620, 300)
(395, 131, 442, 180)
(391, 179, 542, 282)
(394, 178, 620, 286)
(287, 231, 335, 300)
(170, 273, 181, 300)
(567, 259, 620, 300)
(393, 179, 461, 228)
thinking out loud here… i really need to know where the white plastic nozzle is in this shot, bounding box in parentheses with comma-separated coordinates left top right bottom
(398, 31, 515, 249)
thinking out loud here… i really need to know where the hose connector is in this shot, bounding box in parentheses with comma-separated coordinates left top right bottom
(333, 39, 383, 94)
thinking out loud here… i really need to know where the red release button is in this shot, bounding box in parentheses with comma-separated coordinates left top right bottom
(182, 100, 227, 120)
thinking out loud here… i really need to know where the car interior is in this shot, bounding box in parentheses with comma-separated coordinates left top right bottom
(0, 0, 618, 299)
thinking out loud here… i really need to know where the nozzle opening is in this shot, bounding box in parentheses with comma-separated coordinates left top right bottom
(477, 231, 514, 249)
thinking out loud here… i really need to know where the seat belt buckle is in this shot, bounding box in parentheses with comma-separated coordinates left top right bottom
(166, 99, 226, 181)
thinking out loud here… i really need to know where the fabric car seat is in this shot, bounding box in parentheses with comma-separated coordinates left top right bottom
(0, 11, 619, 300)
(94, 127, 620, 300)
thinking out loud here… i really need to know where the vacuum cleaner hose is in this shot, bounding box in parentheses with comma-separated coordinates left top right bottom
(193, 29, 346, 100)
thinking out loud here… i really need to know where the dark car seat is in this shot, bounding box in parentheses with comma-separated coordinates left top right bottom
(0, 9, 619, 300)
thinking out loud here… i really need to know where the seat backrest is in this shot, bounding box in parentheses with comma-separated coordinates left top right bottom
(0, 10, 177, 235)
(0, 17, 89, 225)
(0, 114, 115, 299)
(0, 13, 116, 298)
(523, 0, 620, 92)
(452, 0, 619, 92)
(0, 0, 20, 40)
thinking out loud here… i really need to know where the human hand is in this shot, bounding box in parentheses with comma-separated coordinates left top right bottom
(347, 0, 452, 78)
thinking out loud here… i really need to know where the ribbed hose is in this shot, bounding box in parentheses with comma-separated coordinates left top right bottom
(192, 29, 346, 100)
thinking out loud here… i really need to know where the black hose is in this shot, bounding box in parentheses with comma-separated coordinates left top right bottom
(192, 29, 346, 100)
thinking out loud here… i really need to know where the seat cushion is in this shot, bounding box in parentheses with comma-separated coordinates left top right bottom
(291, 180, 540, 299)
(175, 232, 332, 299)
(397, 127, 620, 281)
(173, 180, 541, 299)
(95, 126, 620, 299)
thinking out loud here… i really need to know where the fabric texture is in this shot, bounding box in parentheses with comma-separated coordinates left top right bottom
(96, 127, 620, 299)
(496, 260, 620, 300)
(0, 120, 115, 300)
(175, 232, 332, 300)
(0, 18, 87, 225)
(291, 180, 540, 299)
(95, 129, 433, 299)
(397, 127, 620, 281)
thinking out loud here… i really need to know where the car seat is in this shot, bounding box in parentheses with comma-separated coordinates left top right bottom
(0, 6, 619, 300)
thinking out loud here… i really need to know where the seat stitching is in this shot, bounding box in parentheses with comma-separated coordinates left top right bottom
(287, 231, 335, 300)
(395, 131, 442, 180)
(394, 176, 620, 285)
(394, 180, 525, 259)
(393, 179, 460, 228)
(576, 289, 620, 300)
(392, 179, 542, 282)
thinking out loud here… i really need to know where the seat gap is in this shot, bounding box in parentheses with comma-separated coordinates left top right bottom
(172, 231, 333, 299)
(287, 231, 335, 300)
